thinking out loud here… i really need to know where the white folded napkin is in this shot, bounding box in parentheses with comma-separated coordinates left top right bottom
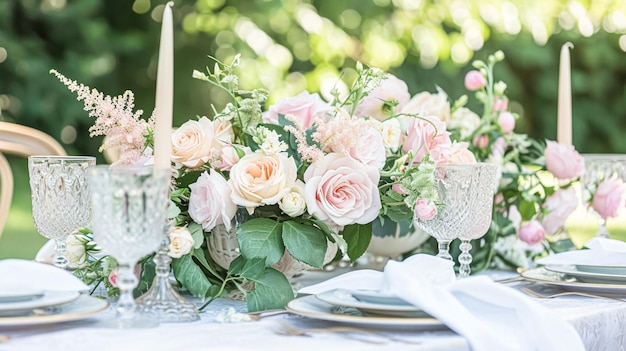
(300, 254, 585, 351)
(536, 237, 626, 267)
(0, 259, 88, 292)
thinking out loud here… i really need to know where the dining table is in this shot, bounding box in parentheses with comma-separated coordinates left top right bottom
(1, 266, 625, 351)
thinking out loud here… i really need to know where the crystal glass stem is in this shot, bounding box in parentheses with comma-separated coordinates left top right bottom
(458, 239, 473, 278)
(53, 238, 69, 270)
(436, 239, 453, 261)
(596, 218, 610, 238)
(116, 262, 139, 320)
(136, 224, 200, 322)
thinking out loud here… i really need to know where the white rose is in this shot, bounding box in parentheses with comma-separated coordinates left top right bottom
(212, 117, 234, 149)
(171, 116, 215, 169)
(381, 118, 403, 152)
(168, 226, 194, 258)
(401, 91, 450, 122)
(445, 141, 477, 164)
(279, 180, 307, 217)
(449, 107, 481, 139)
(66, 234, 88, 269)
(189, 169, 237, 232)
(229, 152, 298, 213)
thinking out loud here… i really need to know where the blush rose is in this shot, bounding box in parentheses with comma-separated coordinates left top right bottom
(304, 153, 381, 226)
(544, 140, 585, 180)
(415, 198, 437, 220)
(541, 188, 578, 234)
(592, 178, 626, 218)
(189, 169, 237, 232)
(263, 91, 332, 129)
(518, 220, 545, 245)
(168, 226, 195, 258)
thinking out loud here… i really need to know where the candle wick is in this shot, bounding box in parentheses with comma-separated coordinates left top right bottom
(166, 1, 174, 8)
(564, 42, 574, 50)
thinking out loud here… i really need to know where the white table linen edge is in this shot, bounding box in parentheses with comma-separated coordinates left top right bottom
(0, 259, 88, 292)
(300, 254, 585, 351)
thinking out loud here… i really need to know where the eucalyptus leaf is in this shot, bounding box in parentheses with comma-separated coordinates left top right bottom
(341, 223, 372, 262)
(246, 268, 294, 312)
(172, 255, 213, 298)
(237, 218, 285, 265)
(282, 221, 327, 268)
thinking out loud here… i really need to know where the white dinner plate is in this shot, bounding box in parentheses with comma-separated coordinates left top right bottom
(545, 265, 626, 284)
(575, 265, 626, 276)
(521, 267, 626, 294)
(287, 295, 445, 329)
(0, 291, 80, 314)
(0, 295, 109, 327)
(0, 290, 44, 303)
(315, 289, 428, 317)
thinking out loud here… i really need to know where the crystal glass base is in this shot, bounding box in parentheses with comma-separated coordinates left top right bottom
(136, 276, 200, 323)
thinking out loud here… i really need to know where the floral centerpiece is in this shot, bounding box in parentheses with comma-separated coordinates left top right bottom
(51, 55, 476, 311)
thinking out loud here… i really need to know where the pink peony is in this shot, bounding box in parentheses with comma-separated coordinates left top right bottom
(415, 198, 437, 220)
(542, 188, 578, 234)
(464, 70, 487, 91)
(403, 116, 452, 164)
(304, 153, 381, 226)
(189, 169, 237, 232)
(498, 111, 515, 134)
(354, 75, 410, 120)
(518, 220, 546, 245)
(263, 91, 332, 129)
(544, 141, 585, 180)
(592, 178, 626, 218)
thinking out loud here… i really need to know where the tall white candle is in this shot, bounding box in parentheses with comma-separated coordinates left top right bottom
(557, 42, 574, 145)
(153, 2, 174, 169)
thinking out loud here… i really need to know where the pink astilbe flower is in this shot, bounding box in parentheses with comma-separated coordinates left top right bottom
(50, 70, 152, 165)
(284, 114, 324, 163)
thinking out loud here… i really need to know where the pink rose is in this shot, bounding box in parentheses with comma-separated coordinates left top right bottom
(544, 140, 585, 180)
(493, 96, 508, 112)
(355, 75, 410, 120)
(392, 183, 408, 195)
(415, 198, 437, 220)
(403, 116, 452, 164)
(445, 141, 477, 164)
(349, 128, 386, 169)
(304, 153, 381, 226)
(498, 111, 515, 134)
(518, 220, 545, 245)
(263, 91, 332, 129)
(464, 70, 487, 91)
(473, 134, 489, 149)
(213, 144, 250, 171)
(592, 178, 626, 218)
(108, 269, 118, 287)
(401, 91, 451, 122)
(229, 152, 298, 212)
(189, 169, 238, 232)
(542, 188, 578, 234)
(171, 116, 216, 169)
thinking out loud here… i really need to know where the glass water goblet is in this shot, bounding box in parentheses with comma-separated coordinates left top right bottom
(413, 163, 480, 261)
(581, 154, 626, 238)
(89, 166, 170, 328)
(28, 156, 95, 269)
(456, 163, 499, 278)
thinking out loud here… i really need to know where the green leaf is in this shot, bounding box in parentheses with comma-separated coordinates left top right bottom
(237, 218, 285, 265)
(246, 268, 294, 312)
(172, 255, 213, 298)
(341, 223, 372, 262)
(518, 200, 538, 221)
(228, 256, 265, 280)
(282, 221, 327, 268)
(188, 222, 204, 249)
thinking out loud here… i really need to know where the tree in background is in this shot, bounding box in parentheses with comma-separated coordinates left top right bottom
(1, 0, 626, 157)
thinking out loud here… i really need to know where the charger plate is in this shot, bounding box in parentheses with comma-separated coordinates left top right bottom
(521, 267, 626, 294)
(287, 295, 445, 329)
(0, 295, 108, 327)
(315, 289, 429, 317)
(0, 291, 79, 314)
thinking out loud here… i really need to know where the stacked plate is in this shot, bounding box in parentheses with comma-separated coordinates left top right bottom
(286, 289, 445, 329)
(0, 290, 108, 327)
(521, 265, 626, 295)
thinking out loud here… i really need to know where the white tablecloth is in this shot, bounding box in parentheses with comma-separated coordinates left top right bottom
(1, 271, 625, 351)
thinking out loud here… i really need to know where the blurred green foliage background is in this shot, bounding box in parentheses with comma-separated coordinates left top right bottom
(1, 0, 626, 258)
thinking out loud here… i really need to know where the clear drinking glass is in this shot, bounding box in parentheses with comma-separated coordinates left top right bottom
(456, 163, 499, 278)
(28, 156, 95, 269)
(413, 163, 498, 271)
(89, 166, 170, 328)
(581, 154, 626, 238)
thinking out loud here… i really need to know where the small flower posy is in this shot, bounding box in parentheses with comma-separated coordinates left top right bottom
(52, 50, 585, 309)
